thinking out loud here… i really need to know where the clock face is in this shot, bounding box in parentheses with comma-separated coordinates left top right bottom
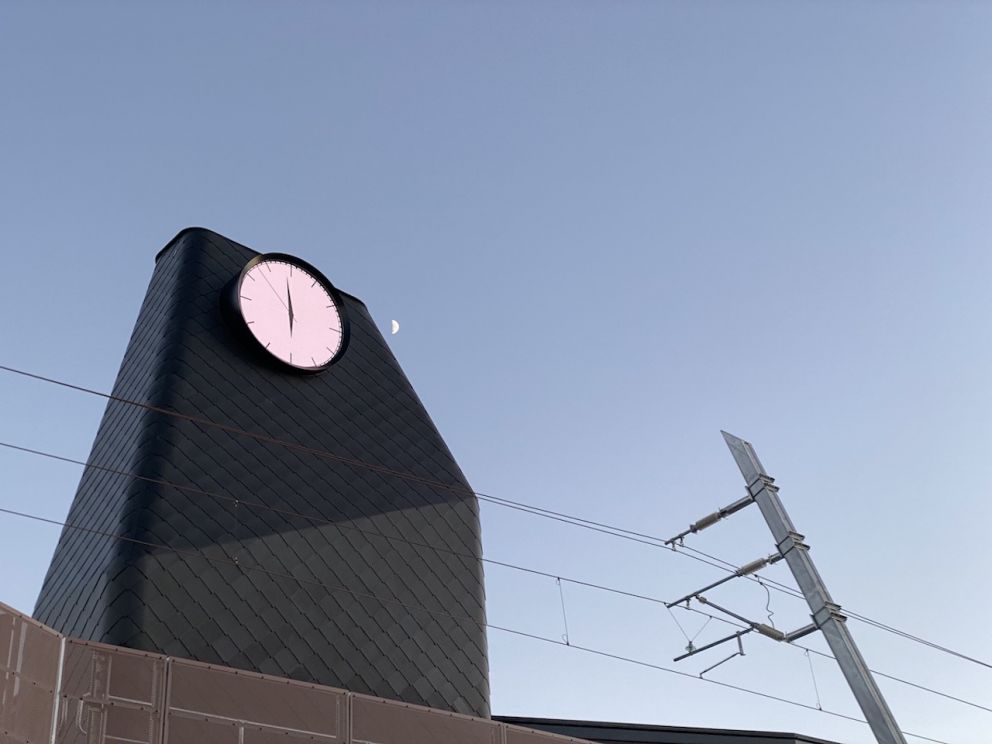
(233, 254, 348, 371)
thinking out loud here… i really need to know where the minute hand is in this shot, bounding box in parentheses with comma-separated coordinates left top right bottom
(286, 279, 295, 335)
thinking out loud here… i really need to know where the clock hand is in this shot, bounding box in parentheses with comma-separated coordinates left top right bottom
(258, 269, 290, 313)
(286, 279, 295, 336)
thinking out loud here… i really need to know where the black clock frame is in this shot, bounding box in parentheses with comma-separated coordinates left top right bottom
(221, 252, 351, 373)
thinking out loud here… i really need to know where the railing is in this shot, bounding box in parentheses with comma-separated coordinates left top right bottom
(1, 603, 590, 744)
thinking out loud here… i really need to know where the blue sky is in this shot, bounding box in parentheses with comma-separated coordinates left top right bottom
(1, 2, 990, 742)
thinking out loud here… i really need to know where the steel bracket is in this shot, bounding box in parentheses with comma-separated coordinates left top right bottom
(747, 474, 777, 497)
(776, 530, 808, 557)
(812, 601, 847, 629)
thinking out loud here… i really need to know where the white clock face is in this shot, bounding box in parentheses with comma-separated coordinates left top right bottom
(236, 256, 346, 370)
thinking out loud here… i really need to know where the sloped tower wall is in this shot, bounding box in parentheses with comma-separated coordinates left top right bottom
(34, 228, 490, 717)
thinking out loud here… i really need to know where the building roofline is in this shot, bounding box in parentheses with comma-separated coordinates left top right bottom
(493, 716, 839, 744)
(154, 227, 366, 308)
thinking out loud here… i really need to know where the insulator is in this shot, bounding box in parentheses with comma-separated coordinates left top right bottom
(691, 511, 722, 532)
(753, 623, 786, 641)
(736, 556, 770, 577)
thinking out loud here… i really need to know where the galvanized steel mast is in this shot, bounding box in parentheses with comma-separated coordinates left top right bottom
(721, 431, 907, 744)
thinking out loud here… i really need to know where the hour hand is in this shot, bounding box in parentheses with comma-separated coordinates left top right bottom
(286, 280, 295, 335)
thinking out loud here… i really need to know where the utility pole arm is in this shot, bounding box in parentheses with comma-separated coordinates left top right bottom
(721, 432, 906, 744)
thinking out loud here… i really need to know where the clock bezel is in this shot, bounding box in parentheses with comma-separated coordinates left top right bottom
(222, 252, 351, 373)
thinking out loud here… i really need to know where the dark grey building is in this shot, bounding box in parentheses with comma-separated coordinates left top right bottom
(496, 718, 841, 744)
(34, 227, 490, 717)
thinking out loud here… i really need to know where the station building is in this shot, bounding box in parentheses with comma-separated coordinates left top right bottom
(1, 229, 838, 744)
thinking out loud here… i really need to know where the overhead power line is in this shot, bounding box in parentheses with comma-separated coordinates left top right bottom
(0, 364, 804, 586)
(0, 504, 954, 744)
(803, 646, 992, 717)
(843, 612, 992, 673)
(0, 363, 987, 674)
(694, 602, 992, 716)
(0, 439, 673, 606)
(2, 439, 990, 719)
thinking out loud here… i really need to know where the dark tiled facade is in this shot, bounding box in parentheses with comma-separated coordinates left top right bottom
(34, 228, 490, 717)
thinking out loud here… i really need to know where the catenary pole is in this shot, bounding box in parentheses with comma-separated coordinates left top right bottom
(721, 431, 907, 744)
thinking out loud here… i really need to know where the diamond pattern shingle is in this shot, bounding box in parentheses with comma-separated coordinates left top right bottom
(33, 227, 490, 717)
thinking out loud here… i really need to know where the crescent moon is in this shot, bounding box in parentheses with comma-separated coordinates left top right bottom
(391, 320, 400, 335)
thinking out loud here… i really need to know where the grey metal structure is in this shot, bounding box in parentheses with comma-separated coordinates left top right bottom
(721, 432, 906, 744)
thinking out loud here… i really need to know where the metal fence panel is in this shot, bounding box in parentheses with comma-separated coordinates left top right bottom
(243, 727, 343, 744)
(162, 714, 240, 744)
(54, 640, 166, 744)
(0, 603, 61, 744)
(166, 659, 346, 742)
(505, 725, 593, 744)
(0, 604, 597, 744)
(351, 695, 500, 744)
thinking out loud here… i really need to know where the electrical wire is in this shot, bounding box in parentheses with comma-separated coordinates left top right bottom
(556, 577, 570, 645)
(805, 649, 823, 711)
(0, 367, 846, 611)
(11, 435, 981, 720)
(0, 440, 791, 678)
(8, 434, 987, 718)
(800, 646, 992, 716)
(0, 504, 954, 744)
(699, 612, 992, 717)
(0, 363, 988, 674)
(0, 440, 768, 666)
(666, 605, 693, 646)
(688, 615, 712, 645)
(0, 365, 800, 587)
(844, 613, 992, 672)
(0, 367, 713, 549)
(0, 440, 674, 608)
(760, 580, 776, 629)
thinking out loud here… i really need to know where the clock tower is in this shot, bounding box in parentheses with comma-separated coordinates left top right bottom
(33, 228, 490, 717)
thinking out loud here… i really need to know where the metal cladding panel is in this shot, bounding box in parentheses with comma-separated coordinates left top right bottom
(167, 658, 346, 738)
(0, 605, 61, 744)
(161, 716, 239, 744)
(351, 695, 500, 744)
(505, 728, 595, 744)
(33, 228, 490, 716)
(55, 640, 166, 744)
